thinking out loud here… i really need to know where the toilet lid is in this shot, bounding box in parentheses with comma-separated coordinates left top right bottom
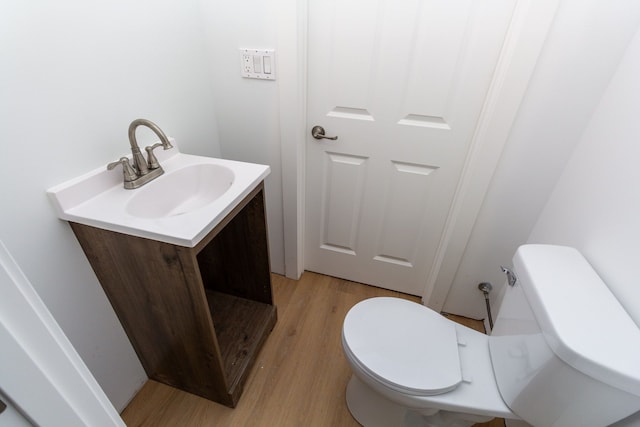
(343, 297, 462, 395)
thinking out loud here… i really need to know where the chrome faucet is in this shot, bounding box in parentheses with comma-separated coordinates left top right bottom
(107, 119, 174, 189)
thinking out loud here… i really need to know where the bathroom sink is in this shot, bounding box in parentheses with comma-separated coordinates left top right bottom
(47, 141, 270, 247)
(126, 163, 234, 219)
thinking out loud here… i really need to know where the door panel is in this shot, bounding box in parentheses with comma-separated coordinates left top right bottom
(321, 152, 368, 254)
(305, 0, 517, 295)
(374, 161, 437, 268)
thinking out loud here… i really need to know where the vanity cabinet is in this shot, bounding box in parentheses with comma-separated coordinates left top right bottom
(70, 182, 276, 407)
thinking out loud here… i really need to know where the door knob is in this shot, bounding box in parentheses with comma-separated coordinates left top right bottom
(311, 126, 338, 140)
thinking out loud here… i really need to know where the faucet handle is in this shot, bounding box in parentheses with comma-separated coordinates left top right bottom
(107, 157, 137, 182)
(145, 143, 164, 169)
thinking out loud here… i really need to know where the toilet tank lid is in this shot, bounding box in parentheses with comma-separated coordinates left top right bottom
(514, 245, 640, 397)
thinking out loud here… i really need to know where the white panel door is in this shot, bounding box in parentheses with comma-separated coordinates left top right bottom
(305, 0, 518, 295)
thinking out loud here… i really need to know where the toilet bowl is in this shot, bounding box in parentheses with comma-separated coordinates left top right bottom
(342, 297, 514, 427)
(341, 245, 640, 427)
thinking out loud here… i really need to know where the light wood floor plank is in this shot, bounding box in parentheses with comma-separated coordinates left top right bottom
(122, 272, 503, 426)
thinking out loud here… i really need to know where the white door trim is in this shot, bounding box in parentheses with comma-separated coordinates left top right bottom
(278, 0, 559, 306)
(0, 241, 124, 426)
(423, 0, 560, 309)
(277, 0, 308, 279)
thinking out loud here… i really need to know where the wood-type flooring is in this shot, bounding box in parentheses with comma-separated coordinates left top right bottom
(122, 272, 504, 427)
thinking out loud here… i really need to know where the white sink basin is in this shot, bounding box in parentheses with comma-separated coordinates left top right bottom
(126, 163, 234, 219)
(47, 142, 270, 247)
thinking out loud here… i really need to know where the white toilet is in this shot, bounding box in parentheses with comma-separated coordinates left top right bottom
(342, 245, 640, 426)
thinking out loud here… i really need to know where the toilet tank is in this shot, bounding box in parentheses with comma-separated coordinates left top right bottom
(489, 245, 640, 427)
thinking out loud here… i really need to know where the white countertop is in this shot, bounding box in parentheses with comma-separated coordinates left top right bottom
(47, 142, 270, 247)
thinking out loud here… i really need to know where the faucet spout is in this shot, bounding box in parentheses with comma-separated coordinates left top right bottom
(108, 119, 174, 189)
(128, 119, 173, 175)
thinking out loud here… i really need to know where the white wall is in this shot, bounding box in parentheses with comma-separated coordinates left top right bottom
(529, 23, 640, 427)
(442, 1, 640, 319)
(198, 0, 286, 274)
(0, 0, 221, 410)
(6, 0, 640, 412)
(194, 0, 640, 319)
(529, 24, 640, 327)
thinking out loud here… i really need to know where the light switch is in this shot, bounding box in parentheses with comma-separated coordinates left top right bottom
(263, 56, 272, 74)
(253, 55, 263, 73)
(240, 48, 276, 80)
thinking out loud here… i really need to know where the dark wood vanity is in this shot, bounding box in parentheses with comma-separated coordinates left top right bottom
(70, 182, 276, 407)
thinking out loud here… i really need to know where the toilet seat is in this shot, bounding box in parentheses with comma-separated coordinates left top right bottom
(342, 297, 462, 396)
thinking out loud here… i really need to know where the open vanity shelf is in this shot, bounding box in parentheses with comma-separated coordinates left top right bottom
(70, 183, 276, 407)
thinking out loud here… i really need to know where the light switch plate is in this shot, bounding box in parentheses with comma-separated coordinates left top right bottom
(240, 49, 276, 80)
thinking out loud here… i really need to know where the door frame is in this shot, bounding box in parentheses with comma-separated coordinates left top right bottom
(0, 241, 124, 426)
(277, 0, 559, 309)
